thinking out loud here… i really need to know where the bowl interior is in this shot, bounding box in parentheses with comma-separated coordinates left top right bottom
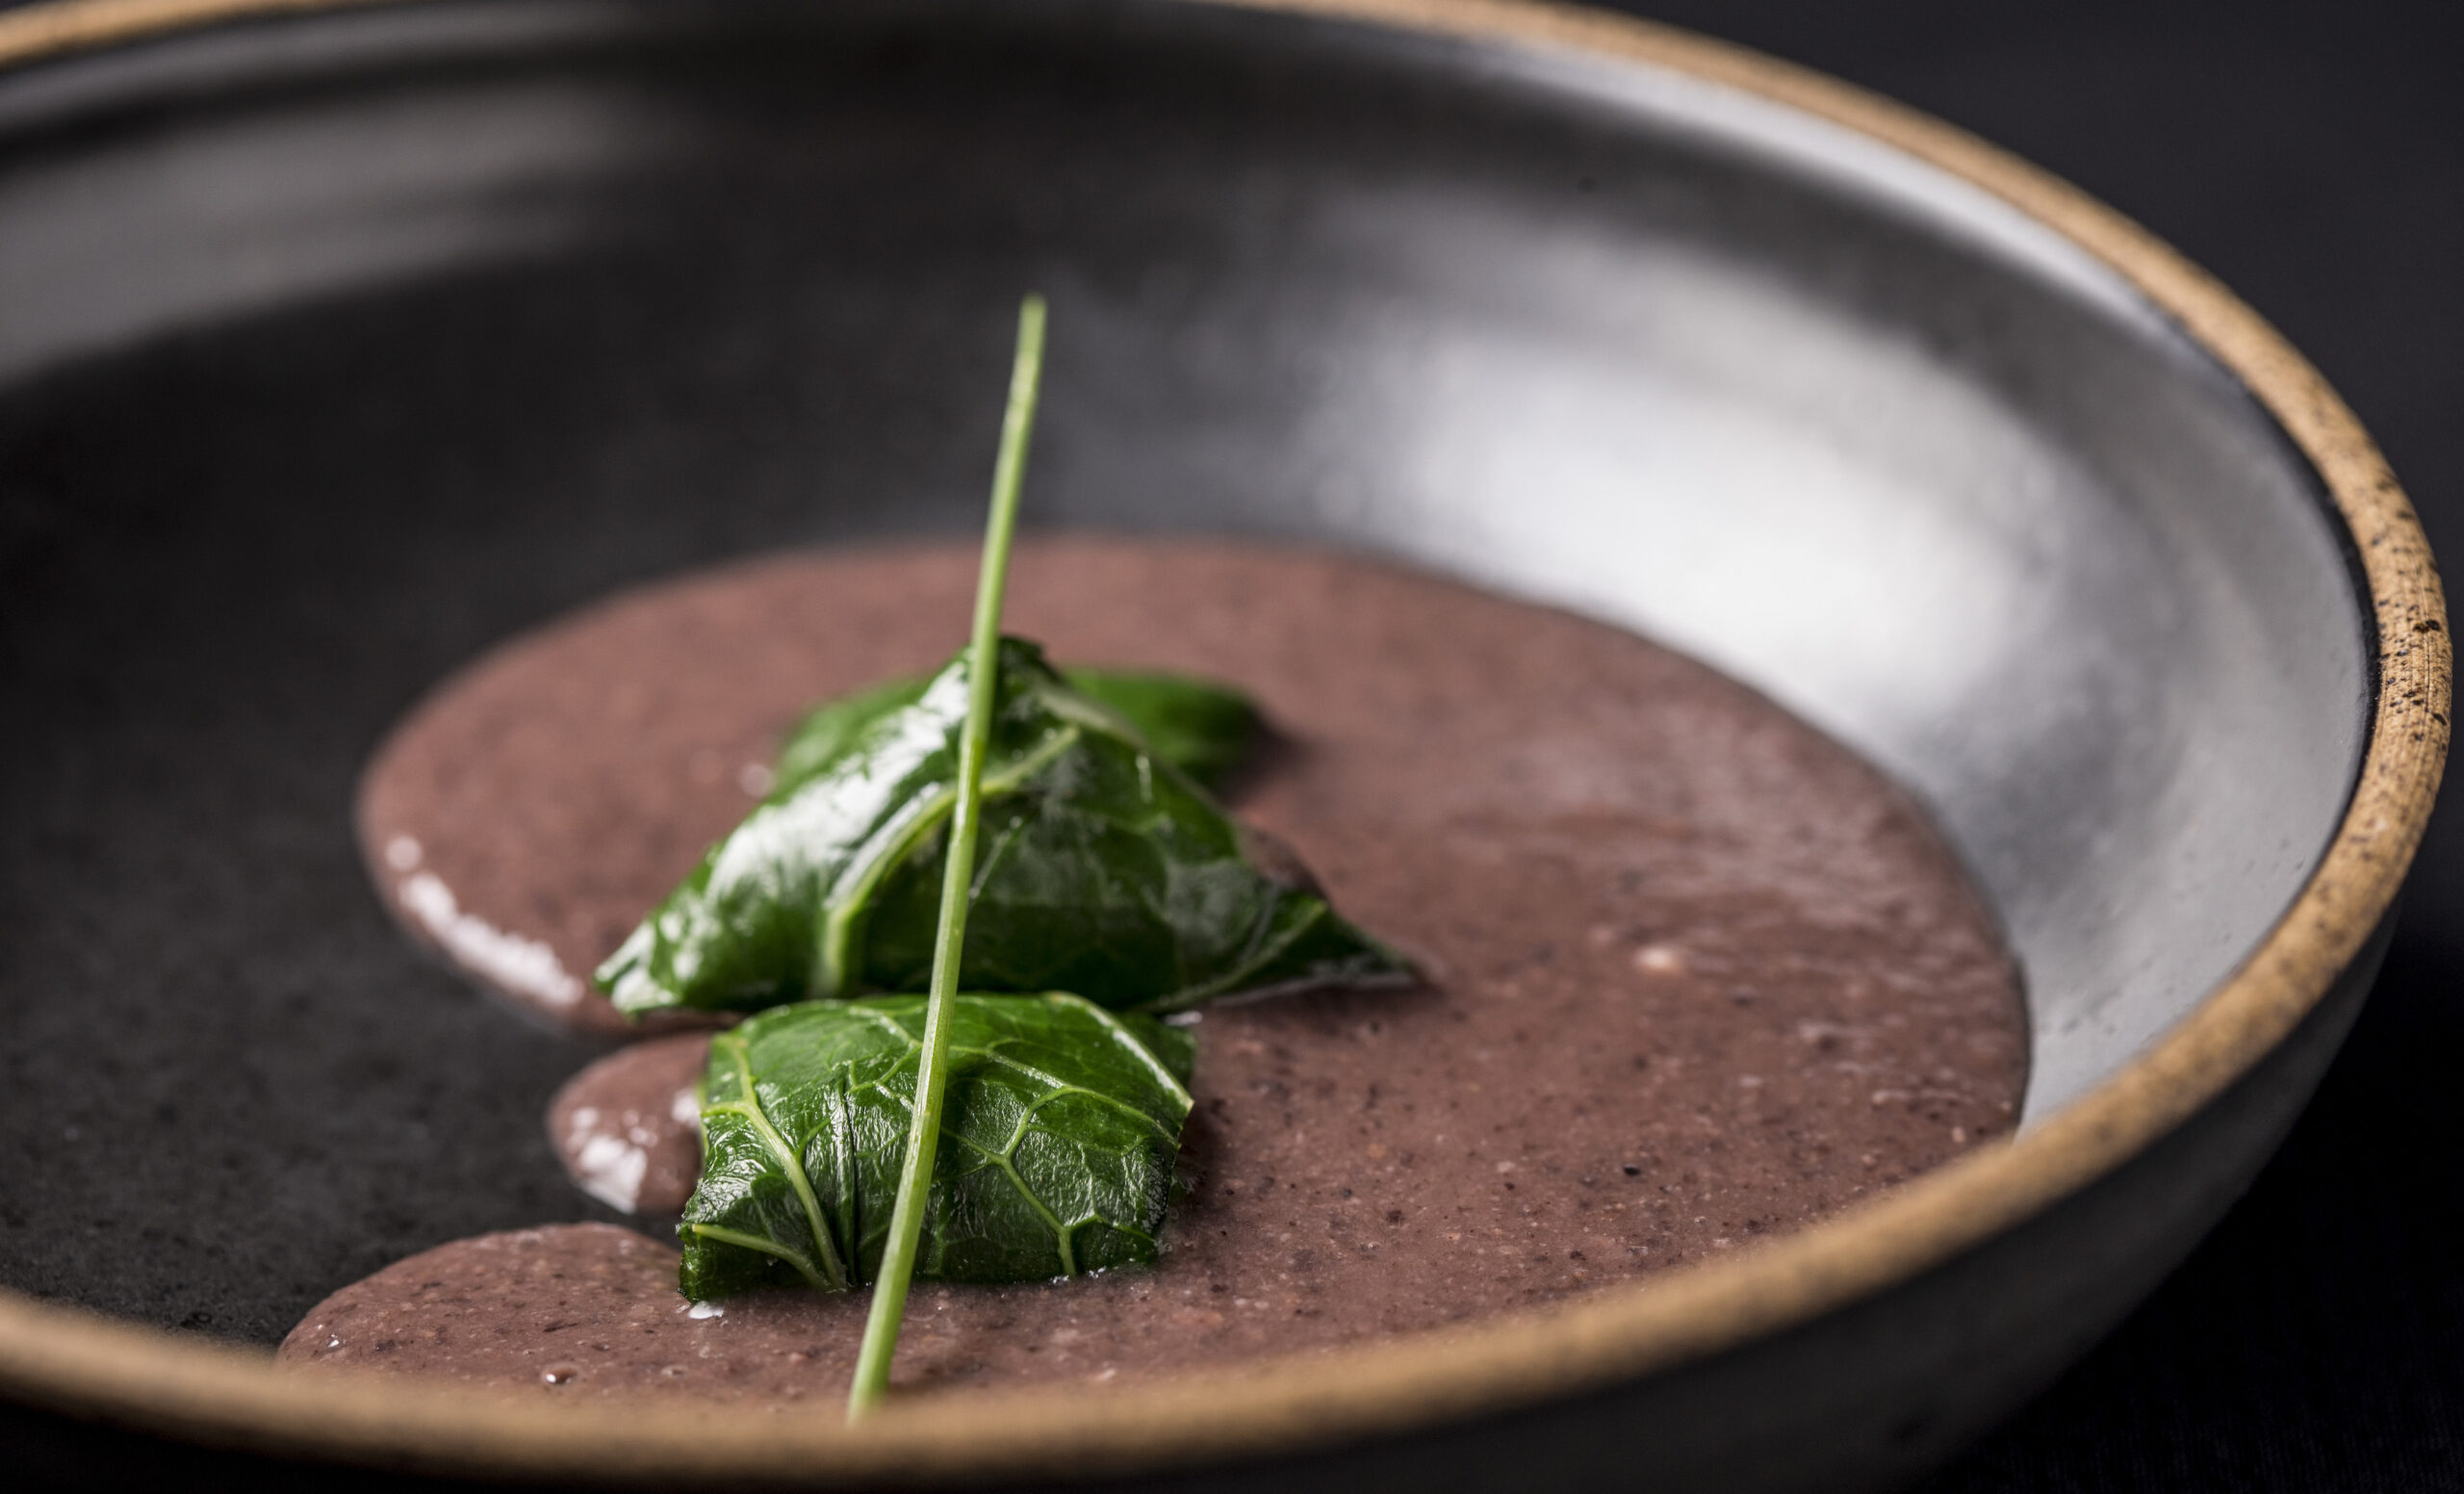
(0, 0, 2365, 1346)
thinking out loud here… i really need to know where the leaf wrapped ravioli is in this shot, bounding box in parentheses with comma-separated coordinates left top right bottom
(599, 638, 1404, 1017)
(776, 664, 1261, 794)
(680, 993, 1195, 1297)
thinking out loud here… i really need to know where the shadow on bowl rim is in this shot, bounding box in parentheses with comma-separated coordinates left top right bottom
(0, 0, 2445, 1482)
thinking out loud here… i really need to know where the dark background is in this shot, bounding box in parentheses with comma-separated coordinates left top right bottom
(1605, 3, 2464, 1491)
(1, 0, 2458, 1488)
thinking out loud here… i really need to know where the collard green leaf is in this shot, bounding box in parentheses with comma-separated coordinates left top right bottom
(598, 638, 1404, 1017)
(680, 993, 1196, 1296)
(770, 675, 936, 793)
(1062, 668, 1261, 791)
(773, 665, 1260, 794)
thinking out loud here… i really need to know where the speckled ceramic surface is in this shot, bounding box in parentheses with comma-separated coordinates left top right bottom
(0, 1, 2442, 1488)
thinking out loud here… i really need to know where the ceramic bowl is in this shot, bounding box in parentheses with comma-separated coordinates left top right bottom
(0, 0, 2443, 1488)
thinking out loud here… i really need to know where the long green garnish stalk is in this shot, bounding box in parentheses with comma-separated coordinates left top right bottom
(847, 294, 1047, 1420)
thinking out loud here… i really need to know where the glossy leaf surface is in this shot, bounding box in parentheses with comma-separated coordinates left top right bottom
(680, 993, 1195, 1296)
(773, 665, 1260, 793)
(600, 638, 1403, 1016)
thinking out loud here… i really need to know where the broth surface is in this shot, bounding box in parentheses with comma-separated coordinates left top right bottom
(303, 539, 2026, 1397)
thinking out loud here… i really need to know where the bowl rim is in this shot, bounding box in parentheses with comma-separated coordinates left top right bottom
(0, 0, 2447, 1482)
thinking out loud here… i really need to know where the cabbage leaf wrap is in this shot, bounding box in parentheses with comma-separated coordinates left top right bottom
(775, 664, 1261, 794)
(598, 637, 1404, 1016)
(679, 993, 1195, 1297)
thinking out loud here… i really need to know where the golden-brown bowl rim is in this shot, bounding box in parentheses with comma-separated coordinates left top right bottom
(0, 0, 2446, 1482)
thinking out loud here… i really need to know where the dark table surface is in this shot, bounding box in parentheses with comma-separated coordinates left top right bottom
(3, 1, 2459, 1489)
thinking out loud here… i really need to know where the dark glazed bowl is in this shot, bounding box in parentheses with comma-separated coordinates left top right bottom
(0, 0, 2445, 1488)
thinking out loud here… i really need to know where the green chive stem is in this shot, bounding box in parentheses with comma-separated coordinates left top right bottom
(847, 294, 1047, 1420)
